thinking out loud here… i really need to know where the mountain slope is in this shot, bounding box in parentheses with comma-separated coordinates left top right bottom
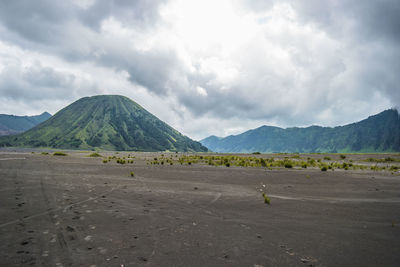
(0, 112, 51, 136)
(201, 109, 400, 153)
(0, 95, 207, 152)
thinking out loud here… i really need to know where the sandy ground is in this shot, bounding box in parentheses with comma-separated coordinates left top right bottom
(0, 151, 399, 266)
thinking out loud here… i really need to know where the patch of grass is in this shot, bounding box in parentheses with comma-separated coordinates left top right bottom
(89, 152, 102, 157)
(323, 156, 331, 160)
(130, 171, 135, 177)
(41, 152, 49, 155)
(366, 157, 400, 163)
(340, 154, 346, 159)
(102, 159, 108, 163)
(53, 152, 67, 156)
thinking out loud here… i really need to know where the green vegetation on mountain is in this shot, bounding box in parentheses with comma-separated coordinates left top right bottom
(0, 95, 207, 152)
(201, 109, 400, 153)
(0, 112, 51, 136)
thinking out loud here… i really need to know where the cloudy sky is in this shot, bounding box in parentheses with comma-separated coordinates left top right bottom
(0, 0, 399, 140)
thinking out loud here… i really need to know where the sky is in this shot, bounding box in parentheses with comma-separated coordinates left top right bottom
(0, 0, 399, 140)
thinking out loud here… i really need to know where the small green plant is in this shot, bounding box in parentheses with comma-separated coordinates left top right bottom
(252, 152, 261, 155)
(89, 152, 102, 157)
(323, 156, 331, 161)
(130, 171, 135, 177)
(41, 152, 49, 155)
(340, 154, 346, 159)
(321, 166, 327, 171)
(225, 162, 230, 167)
(53, 152, 67, 156)
(102, 159, 108, 163)
(262, 193, 271, 205)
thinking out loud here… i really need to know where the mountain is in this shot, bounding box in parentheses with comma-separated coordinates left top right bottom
(0, 112, 51, 136)
(0, 95, 207, 152)
(201, 109, 400, 153)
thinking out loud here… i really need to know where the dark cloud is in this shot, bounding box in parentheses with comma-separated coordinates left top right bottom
(0, 60, 97, 101)
(79, 0, 168, 30)
(288, 0, 400, 44)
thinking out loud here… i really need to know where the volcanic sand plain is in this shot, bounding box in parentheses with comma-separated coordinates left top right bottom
(0, 150, 399, 266)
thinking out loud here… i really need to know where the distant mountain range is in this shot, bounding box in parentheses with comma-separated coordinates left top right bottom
(0, 112, 51, 136)
(0, 95, 207, 152)
(201, 109, 400, 153)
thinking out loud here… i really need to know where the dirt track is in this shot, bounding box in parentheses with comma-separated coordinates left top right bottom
(0, 151, 399, 266)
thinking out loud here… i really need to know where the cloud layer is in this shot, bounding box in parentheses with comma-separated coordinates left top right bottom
(0, 0, 398, 139)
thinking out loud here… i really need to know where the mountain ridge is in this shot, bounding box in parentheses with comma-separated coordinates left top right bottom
(201, 109, 400, 153)
(0, 112, 51, 136)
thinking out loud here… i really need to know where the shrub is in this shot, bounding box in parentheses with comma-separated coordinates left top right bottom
(225, 162, 230, 167)
(89, 152, 102, 157)
(260, 158, 267, 167)
(252, 152, 261, 155)
(323, 156, 331, 160)
(301, 163, 308, 168)
(262, 193, 271, 205)
(284, 162, 293, 168)
(321, 166, 327, 171)
(340, 154, 346, 159)
(53, 152, 67, 156)
(102, 159, 108, 163)
(130, 171, 135, 177)
(41, 152, 49, 155)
